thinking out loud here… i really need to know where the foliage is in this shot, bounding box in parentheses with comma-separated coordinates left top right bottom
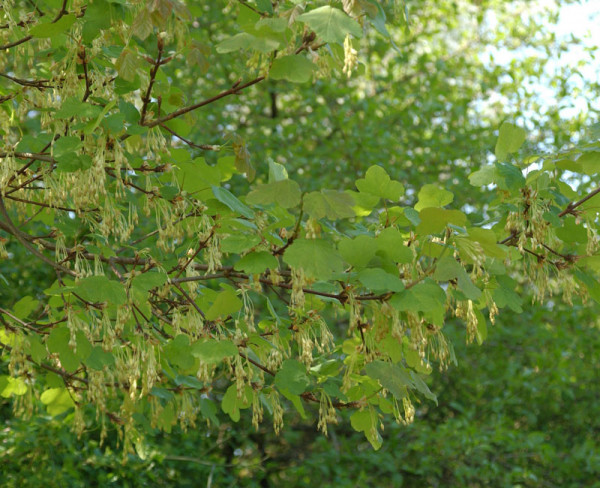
(1, 0, 599, 464)
(2, 304, 599, 487)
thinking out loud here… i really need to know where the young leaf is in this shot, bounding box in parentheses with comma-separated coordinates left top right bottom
(414, 184, 453, 211)
(355, 165, 404, 201)
(304, 190, 355, 220)
(246, 180, 302, 208)
(274, 359, 310, 395)
(495, 122, 526, 161)
(297, 6, 362, 44)
(283, 239, 344, 280)
(212, 186, 255, 219)
(269, 55, 316, 83)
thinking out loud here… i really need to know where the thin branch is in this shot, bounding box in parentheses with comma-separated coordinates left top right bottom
(160, 123, 221, 151)
(274, 194, 304, 255)
(0, 72, 51, 88)
(140, 37, 164, 125)
(144, 76, 265, 128)
(172, 282, 206, 319)
(79, 46, 92, 101)
(0, 196, 77, 276)
(0, 0, 69, 51)
(1, 151, 55, 163)
(558, 185, 600, 217)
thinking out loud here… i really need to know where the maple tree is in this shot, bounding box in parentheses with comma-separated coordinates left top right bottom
(1, 0, 600, 460)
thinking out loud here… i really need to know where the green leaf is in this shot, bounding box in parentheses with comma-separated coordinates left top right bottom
(357, 268, 404, 292)
(433, 256, 481, 300)
(255, 0, 273, 14)
(409, 371, 438, 404)
(212, 186, 254, 219)
(40, 388, 75, 416)
(131, 271, 168, 293)
(246, 180, 302, 208)
(13, 296, 39, 319)
(55, 97, 102, 119)
(469, 165, 496, 187)
(115, 48, 140, 82)
(414, 184, 453, 211)
(55, 153, 93, 173)
(390, 281, 446, 314)
(221, 234, 261, 254)
(495, 122, 526, 161)
(467, 228, 506, 258)
(376, 227, 413, 264)
(355, 165, 404, 201)
(283, 239, 344, 280)
(174, 158, 220, 194)
(85, 346, 116, 371)
(27, 334, 47, 363)
(221, 384, 252, 422)
(75, 276, 127, 305)
(297, 6, 362, 44)
(492, 275, 523, 313)
(350, 409, 382, 450)
(45, 327, 79, 372)
(269, 55, 316, 83)
(416, 208, 466, 234)
(191, 339, 238, 364)
(365, 360, 411, 400)
(216, 33, 280, 54)
(578, 151, 600, 175)
(205, 288, 243, 320)
(338, 235, 377, 269)
(30, 14, 76, 38)
(279, 389, 307, 419)
(132, 7, 153, 40)
(555, 216, 587, 243)
(0, 376, 27, 398)
(53, 136, 82, 158)
(474, 308, 487, 345)
(234, 251, 278, 274)
(274, 359, 310, 395)
(304, 190, 356, 220)
(200, 398, 220, 425)
(495, 162, 525, 191)
(164, 335, 195, 370)
(268, 160, 288, 182)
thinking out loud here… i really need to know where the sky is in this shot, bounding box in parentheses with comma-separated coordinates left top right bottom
(554, 0, 600, 118)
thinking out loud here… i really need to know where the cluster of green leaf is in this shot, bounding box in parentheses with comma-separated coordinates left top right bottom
(3, 303, 599, 487)
(1, 0, 599, 463)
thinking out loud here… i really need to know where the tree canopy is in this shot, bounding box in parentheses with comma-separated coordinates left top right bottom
(1, 0, 599, 470)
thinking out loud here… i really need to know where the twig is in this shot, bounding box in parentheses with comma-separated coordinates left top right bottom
(144, 76, 265, 128)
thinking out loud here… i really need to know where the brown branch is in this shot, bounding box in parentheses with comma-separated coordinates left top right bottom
(4, 194, 94, 213)
(0, 0, 69, 51)
(172, 282, 206, 319)
(79, 46, 91, 101)
(140, 36, 164, 125)
(274, 195, 304, 255)
(499, 185, 600, 248)
(160, 123, 221, 151)
(1, 151, 55, 163)
(0, 72, 51, 88)
(0, 340, 89, 386)
(0, 307, 48, 334)
(0, 195, 77, 276)
(558, 185, 600, 217)
(144, 76, 265, 128)
(239, 351, 275, 376)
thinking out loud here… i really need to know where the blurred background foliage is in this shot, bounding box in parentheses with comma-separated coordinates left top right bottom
(2, 0, 600, 486)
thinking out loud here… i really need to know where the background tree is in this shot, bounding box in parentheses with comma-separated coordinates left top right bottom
(1, 0, 599, 485)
